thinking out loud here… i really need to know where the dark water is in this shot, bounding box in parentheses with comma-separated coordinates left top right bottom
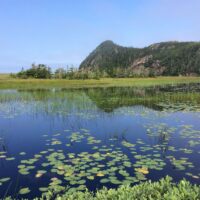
(0, 85, 200, 198)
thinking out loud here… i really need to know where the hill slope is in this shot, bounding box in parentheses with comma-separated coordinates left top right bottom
(79, 40, 200, 76)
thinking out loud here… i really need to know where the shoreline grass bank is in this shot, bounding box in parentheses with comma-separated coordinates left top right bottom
(0, 76, 200, 89)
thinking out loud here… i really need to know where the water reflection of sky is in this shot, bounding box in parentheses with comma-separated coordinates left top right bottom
(0, 86, 200, 198)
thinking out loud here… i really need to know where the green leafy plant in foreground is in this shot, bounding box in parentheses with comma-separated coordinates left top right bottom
(29, 176, 200, 200)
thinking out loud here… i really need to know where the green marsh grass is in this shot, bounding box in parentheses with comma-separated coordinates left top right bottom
(0, 76, 200, 89)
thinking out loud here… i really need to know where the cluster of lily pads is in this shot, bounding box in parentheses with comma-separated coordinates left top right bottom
(16, 129, 151, 195)
(3, 123, 197, 197)
(179, 125, 200, 147)
(156, 102, 200, 112)
(0, 107, 200, 198)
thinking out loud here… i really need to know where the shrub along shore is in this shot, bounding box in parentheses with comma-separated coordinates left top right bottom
(0, 76, 200, 90)
(4, 176, 199, 200)
(41, 176, 200, 200)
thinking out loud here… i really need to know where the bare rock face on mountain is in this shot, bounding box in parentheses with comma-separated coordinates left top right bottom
(130, 55, 165, 76)
(80, 40, 200, 76)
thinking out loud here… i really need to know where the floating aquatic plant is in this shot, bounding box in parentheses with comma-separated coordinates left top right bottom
(19, 187, 31, 195)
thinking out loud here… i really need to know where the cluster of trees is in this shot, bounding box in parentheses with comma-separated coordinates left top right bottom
(54, 68, 102, 79)
(13, 64, 157, 80)
(13, 64, 103, 79)
(15, 64, 52, 79)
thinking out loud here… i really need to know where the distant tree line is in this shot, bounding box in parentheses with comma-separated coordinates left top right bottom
(12, 63, 158, 80)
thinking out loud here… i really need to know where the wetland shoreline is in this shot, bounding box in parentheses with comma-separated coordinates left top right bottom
(0, 76, 200, 89)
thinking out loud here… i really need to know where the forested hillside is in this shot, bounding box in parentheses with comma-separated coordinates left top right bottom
(80, 40, 200, 77)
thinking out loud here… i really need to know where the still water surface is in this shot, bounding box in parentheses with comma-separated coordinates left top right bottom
(0, 85, 200, 198)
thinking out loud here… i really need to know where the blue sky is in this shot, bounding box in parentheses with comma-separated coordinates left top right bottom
(0, 0, 200, 72)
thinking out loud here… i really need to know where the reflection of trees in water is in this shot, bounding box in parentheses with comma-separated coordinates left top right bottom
(0, 137, 7, 153)
(84, 85, 200, 112)
(0, 130, 9, 169)
(85, 87, 161, 112)
(157, 129, 170, 156)
(146, 125, 171, 157)
(106, 128, 129, 143)
(0, 129, 9, 154)
(0, 84, 200, 119)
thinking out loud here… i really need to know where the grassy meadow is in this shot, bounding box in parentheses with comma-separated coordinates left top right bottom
(0, 74, 200, 89)
(0, 73, 11, 80)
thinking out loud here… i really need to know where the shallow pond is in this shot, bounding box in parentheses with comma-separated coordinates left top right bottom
(0, 84, 200, 198)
